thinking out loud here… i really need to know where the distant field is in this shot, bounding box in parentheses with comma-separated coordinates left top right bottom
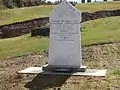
(0, 2, 120, 25)
(0, 5, 55, 25)
(1, 16, 120, 59)
(76, 1, 120, 12)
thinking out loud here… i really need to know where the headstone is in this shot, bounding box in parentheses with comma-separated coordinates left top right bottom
(87, 0, 91, 2)
(18, 0, 107, 76)
(43, 0, 86, 72)
(82, 0, 85, 3)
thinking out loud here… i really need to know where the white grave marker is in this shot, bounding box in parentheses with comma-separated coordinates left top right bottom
(48, 0, 82, 68)
(18, 0, 107, 76)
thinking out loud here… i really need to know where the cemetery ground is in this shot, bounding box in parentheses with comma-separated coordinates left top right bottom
(0, 16, 120, 90)
(0, 40, 120, 90)
(0, 2, 120, 90)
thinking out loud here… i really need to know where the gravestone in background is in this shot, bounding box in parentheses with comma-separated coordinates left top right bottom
(43, 0, 86, 72)
(82, 0, 85, 3)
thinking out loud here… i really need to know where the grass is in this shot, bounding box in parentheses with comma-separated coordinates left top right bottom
(0, 35, 49, 59)
(0, 2, 120, 25)
(1, 16, 120, 59)
(76, 1, 120, 12)
(81, 16, 120, 45)
(0, 5, 55, 25)
(1, 42, 120, 90)
(114, 70, 120, 76)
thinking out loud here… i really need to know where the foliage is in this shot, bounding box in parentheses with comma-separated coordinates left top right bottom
(0, 0, 46, 9)
(0, 0, 3, 9)
(6, 0, 15, 9)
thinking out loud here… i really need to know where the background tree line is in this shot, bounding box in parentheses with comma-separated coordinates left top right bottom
(0, 0, 47, 9)
(0, 0, 77, 9)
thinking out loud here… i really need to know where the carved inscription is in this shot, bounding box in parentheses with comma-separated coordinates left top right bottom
(51, 20, 79, 41)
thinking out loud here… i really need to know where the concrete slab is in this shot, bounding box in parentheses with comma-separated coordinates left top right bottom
(18, 67, 107, 77)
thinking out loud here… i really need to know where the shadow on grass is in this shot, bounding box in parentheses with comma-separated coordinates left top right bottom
(25, 74, 70, 90)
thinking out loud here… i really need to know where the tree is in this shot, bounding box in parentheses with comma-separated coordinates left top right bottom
(2, 0, 7, 9)
(69, 1, 77, 6)
(0, 0, 3, 9)
(1, 0, 47, 9)
(46, 1, 52, 5)
(54, 0, 60, 5)
(7, 0, 15, 8)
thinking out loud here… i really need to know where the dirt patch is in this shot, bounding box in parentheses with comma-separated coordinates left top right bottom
(0, 43, 120, 90)
(0, 52, 48, 90)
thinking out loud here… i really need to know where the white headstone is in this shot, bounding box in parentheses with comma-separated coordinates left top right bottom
(18, 0, 107, 76)
(48, 0, 82, 68)
(18, 1, 107, 76)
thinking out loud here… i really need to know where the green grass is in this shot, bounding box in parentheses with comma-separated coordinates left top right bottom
(81, 16, 120, 45)
(1, 16, 120, 59)
(0, 2, 120, 25)
(114, 70, 120, 76)
(0, 35, 49, 59)
(76, 1, 120, 12)
(0, 5, 55, 25)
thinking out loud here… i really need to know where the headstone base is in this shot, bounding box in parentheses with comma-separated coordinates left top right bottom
(42, 64, 86, 72)
(17, 66, 107, 76)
